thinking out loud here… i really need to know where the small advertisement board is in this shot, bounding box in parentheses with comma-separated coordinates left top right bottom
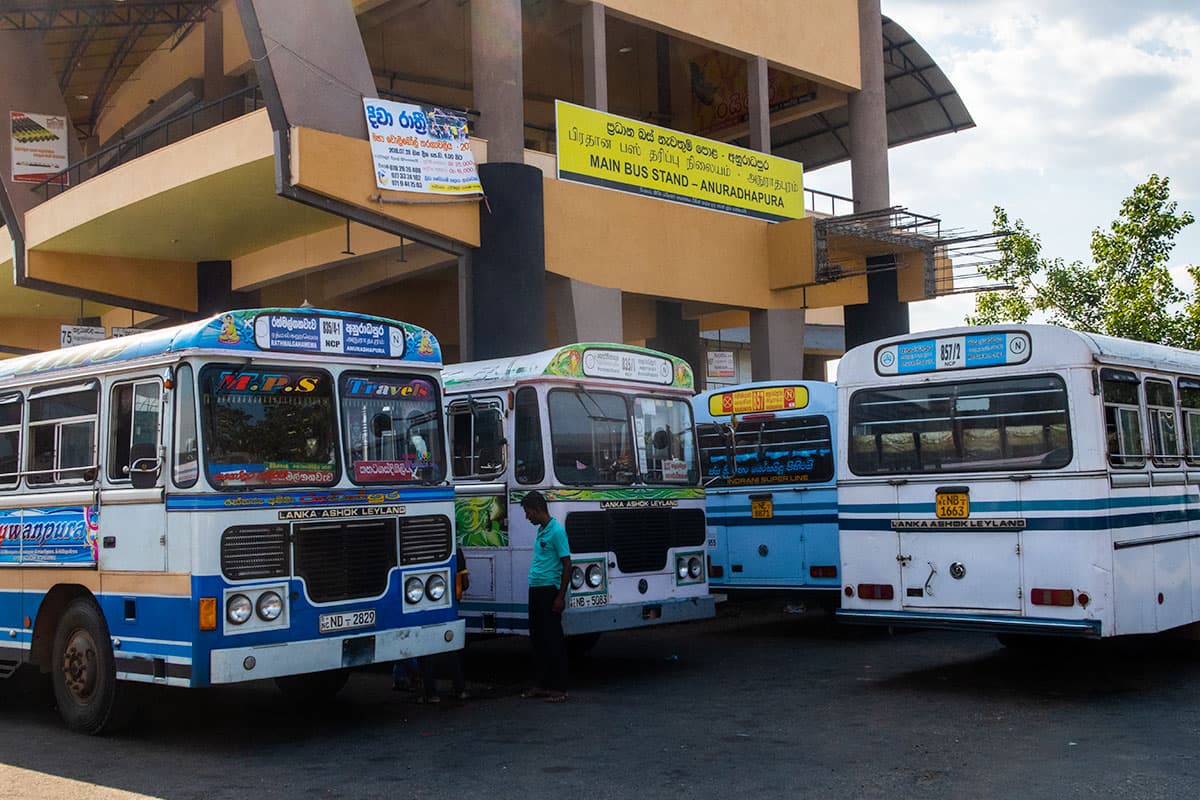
(363, 98, 481, 195)
(11, 111, 69, 185)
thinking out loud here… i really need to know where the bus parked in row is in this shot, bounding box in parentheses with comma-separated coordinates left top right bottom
(693, 382, 840, 605)
(442, 343, 715, 648)
(837, 324, 1200, 641)
(0, 308, 463, 733)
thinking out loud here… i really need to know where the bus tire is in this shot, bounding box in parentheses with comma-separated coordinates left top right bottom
(275, 669, 350, 702)
(567, 632, 602, 660)
(51, 599, 123, 735)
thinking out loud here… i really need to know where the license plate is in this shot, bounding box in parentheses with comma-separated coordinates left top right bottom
(318, 609, 376, 634)
(935, 492, 969, 519)
(568, 593, 609, 609)
(751, 498, 774, 519)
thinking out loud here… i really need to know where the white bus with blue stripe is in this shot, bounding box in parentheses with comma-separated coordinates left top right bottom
(838, 324, 1200, 641)
(442, 344, 716, 646)
(692, 382, 840, 602)
(0, 308, 463, 733)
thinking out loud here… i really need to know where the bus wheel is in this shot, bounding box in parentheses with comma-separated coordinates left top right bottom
(567, 632, 602, 660)
(275, 669, 350, 702)
(51, 599, 122, 735)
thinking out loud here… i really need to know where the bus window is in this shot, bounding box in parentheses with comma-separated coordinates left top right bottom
(28, 381, 99, 485)
(634, 396, 697, 484)
(848, 375, 1070, 475)
(1146, 378, 1180, 467)
(0, 393, 20, 488)
(200, 365, 338, 489)
(173, 364, 199, 487)
(1180, 378, 1200, 467)
(701, 415, 832, 487)
(1101, 369, 1144, 468)
(340, 372, 444, 484)
(548, 389, 633, 485)
(109, 379, 162, 481)
(514, 386, 544, 484)
(448, 399, 505, 478)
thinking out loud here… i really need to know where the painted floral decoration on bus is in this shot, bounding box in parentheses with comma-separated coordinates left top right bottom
(456, 496, 508, 547)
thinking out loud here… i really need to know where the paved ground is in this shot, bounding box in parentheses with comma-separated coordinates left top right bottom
(2, 599, 1200, 799)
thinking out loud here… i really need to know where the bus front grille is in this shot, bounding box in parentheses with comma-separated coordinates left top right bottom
(293, 520, 398, 602)
(565, 508, 707, 574)
(399, 514, 453, 565)
(221, 525, 290, 580)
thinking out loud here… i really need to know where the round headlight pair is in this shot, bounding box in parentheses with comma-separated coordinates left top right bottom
(405, 574, 448, 604)
(676, 556, 703, 581)
(226, 591, 283, 625)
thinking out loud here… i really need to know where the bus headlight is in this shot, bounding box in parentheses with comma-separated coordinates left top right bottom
(688, 556, 703, 580)
(586, 563, 604, 588)
(256, 591, 283, 621)
(226, 594, 252, 625)
(677, 558, 689, 580)
(405, 576, 425, 604)
(425, 574, 447, 602)
(571, 566, 585, 590)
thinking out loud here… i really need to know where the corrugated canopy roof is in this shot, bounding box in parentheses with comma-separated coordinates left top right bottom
(771, 16, 974, 171)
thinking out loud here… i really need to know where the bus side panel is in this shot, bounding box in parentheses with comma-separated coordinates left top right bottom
(704, 492, 732, 586)
(1154, 540, 1193, 631)
(0, 572, 26, 669)
(838, 528, 902, 613)
(720, 490, 802, 586)
(1113, 546, 1156, 635)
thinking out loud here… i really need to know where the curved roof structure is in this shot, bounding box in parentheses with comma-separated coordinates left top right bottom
(771, 16, 974, 171)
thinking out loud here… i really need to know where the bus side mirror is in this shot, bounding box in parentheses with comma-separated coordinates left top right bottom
(127, 442, 162, 489)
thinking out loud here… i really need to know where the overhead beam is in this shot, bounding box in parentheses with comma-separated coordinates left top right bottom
(0, 3, 217, 31)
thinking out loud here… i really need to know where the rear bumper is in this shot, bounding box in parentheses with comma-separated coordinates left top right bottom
(563, 595, 716, 635)
(209, 619, 466, 684)
(836, 609, 1102, 638)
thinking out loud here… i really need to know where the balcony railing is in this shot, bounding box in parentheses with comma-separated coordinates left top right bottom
(28, 83, 265, 201)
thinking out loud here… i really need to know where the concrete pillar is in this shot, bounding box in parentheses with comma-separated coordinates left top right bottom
(750, 309, 806, 380)
(197, 261, 256, 318)
(471, 163, 545, 358)
(471, 0, 525, 163)
(646, 302, 701, 388)
(548, 275, 622, 344)
(844, 0, 908, 348)
(747, 55, 770, 153)
(582, 3, 608, 112)
(204, 9, 228, 101)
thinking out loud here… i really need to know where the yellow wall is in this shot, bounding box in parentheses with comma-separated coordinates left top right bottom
(27, 251, 197, 312)
(601, 0, 860, 91)
(97, 28, 204, 144)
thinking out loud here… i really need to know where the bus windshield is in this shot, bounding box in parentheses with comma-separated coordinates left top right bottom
(698, 414, 833, 487)
(848, 374, 1071, 475)
(341, 372, 445, 484)
(633, 396, 697, 484)
(199, 364, 338, 488)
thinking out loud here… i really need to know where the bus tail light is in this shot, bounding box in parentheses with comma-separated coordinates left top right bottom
(199, 597, 217, 631)
(1077, 592, 1090, 607)
(810, 565, 838, 579)
(857, 583, 894, 601)
(1030, 588, 1075, 607)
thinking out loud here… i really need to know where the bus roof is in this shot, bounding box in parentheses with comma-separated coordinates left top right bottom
(0, 308, 442, 383)
(443, 343, 694, 392)
(693, 380, 836, 422)
(839, 323, 1200, 384)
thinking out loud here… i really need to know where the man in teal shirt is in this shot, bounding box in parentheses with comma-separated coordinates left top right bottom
(520, 490, 571, 702)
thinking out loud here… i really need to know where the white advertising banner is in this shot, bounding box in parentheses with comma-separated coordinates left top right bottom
(363, 99, 481, 195)
(11, 111, 69, 185)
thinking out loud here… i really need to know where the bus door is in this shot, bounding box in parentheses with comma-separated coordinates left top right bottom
(100, 376, 167, 571)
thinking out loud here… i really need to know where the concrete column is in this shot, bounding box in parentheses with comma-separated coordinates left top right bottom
(471, 163, 545, 358)
(843, 0, 908, 349)
(548, 275, 622, 344)
(747, 55, 770, 153)
(197, 261, 256, 318)
(582, 3, 608, 112)
(646, 302, 701, 388)
(471, 0, 525, 163)
(204, 9, 228, 101)
(750, 308, 806, 380)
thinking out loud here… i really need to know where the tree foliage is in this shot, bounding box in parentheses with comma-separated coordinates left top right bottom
(968, 175, 1198, 347)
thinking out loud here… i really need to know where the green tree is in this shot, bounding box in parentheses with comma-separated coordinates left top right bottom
(968, 175, 1198, 347)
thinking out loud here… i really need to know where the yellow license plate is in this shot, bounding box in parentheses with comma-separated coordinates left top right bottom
(935, 492, 969, 519)
(751, 498, 774, 519)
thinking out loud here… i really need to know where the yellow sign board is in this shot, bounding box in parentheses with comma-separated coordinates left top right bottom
(708, 386, 810, 416)
(555, 101, 804, 223)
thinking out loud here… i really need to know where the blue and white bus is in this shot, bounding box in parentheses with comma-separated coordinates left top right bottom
(693, 382, 840, 603)
(838, 324, 1200, 642)
(0, 308, 463, 732)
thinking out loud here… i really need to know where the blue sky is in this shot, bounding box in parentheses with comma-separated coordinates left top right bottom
(810, 0, 1200, 333)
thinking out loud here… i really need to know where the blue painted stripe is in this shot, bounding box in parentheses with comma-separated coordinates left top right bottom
(710, 513, 840, 528)
(840, 507, 1200, 532)
(840, 493, 1195, 515)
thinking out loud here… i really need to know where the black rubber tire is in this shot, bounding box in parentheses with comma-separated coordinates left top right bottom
(566, 632, 602, 660)
(51, 598, 122, 735)
(275, 669, 350, 701)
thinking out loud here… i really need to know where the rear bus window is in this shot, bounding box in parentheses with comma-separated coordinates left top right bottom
(1102, 369, 1144, 468)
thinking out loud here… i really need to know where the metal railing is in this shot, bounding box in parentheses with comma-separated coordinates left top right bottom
(29, 83, 265, 201)
(804, 187, 854, 217)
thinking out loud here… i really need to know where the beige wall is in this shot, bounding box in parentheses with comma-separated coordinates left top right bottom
(97, 28, 204, 144)
(602, 0, 860, 91)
